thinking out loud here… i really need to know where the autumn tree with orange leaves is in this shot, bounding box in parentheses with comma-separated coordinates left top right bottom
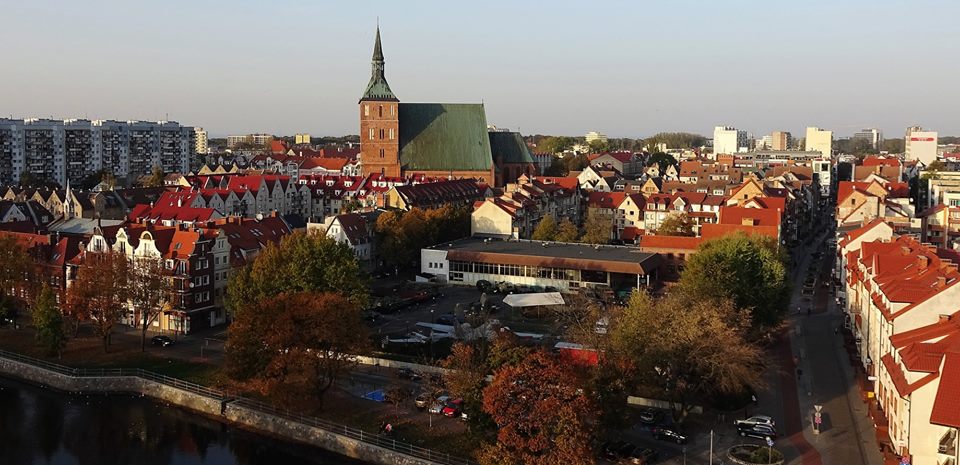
(227, 292, 369, 410)
(65, 250, 130, 352)
(478, 351, 596, 465)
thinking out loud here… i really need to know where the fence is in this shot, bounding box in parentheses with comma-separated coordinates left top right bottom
(0, 348, 476, 465)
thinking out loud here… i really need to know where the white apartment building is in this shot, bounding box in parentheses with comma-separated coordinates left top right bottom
(0, 118, 196, 186)
(805, 127, 833, 157)
(813, 159, 833, 197)
(906, 126, 938, 165)
(585, 131, 608, 144)
(713, 126, 748, 154)
(854, 128, 883, 150)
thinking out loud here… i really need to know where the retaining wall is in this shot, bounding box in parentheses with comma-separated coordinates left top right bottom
(0, 354, 461, 465)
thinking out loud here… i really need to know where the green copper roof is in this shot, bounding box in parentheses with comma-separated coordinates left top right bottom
(361, 27, 397, 102)
(489, 131, 535, 165)
(398, 103, 493, 172)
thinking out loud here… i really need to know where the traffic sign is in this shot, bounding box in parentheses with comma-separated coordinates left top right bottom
(815, 413, 822, 425)
(901, 456, 910, 465)
(814, 404, 823, 413)
(766, 437, 774, 447)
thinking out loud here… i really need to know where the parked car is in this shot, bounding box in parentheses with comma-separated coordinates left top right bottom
(735, 415, 776, 428)
(603, 441, 629, 460)
(652, 426, 687, 444)
(442, 398, 463, 417)
(151, 335, 174, 347)
(414, 392, 432, 410)
(428, 395, 451, 414)
(435, 314, 461, 326)
(737, 423, 778, 440)
(625, 447, 659, 465)
(638, 408, 663, 425)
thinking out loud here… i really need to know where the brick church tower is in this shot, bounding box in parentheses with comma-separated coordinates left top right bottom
(359, 27, 401, 177)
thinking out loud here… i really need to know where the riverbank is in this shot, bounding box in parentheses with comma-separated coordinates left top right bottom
(0, 349, 473, 465)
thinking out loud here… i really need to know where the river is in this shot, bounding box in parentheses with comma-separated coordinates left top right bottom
(0, 376, 365, 465)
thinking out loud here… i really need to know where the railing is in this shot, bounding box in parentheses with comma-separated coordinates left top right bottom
(0, 348, 476, 465)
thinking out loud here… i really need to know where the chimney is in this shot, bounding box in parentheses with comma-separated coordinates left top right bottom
(918, 255, 929, 270)
(939, 314, 952, 323)
(936, 276, 947, 289)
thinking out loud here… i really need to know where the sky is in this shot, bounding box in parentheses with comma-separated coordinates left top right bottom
(2, 0, 959, 139)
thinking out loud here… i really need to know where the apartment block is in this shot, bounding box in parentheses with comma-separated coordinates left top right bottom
(0, 118, 196, 186)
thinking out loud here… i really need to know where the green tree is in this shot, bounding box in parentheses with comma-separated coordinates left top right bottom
(538, 136, 576, 155)
(588, 139, 611, 153)
(564, 154, 590, 173)
(611, 291, 764, 422)
(32, 284, 66, 357)
(555, 218, 580, 242)
(225, 231, 368, 322)
(18, 171, 37, 187)
(374, 206, 471, 269)
(531, 214, 558, 241)
(655, 212, 695, 236)
(677, 233, 789, 329)
(645, 152, 678, 173)
(644, 132, 708, 150)
(580, 210, 613, 245)
(880, 138, 905, 153)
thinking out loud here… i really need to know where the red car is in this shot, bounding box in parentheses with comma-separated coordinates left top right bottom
(441, 398, 463, 417)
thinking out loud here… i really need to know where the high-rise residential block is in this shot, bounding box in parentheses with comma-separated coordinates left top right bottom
(0, 118, 196, 186)
(771, 131, 791, 150)
(194, 127, 208, 155)
(905, 126, 938, 164)
(713, 126, 748, 155)
(805, 127, 833, 157)
(853, 128, 883, 149)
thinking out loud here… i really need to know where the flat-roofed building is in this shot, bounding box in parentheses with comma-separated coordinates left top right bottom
(421, 237, 662, 293)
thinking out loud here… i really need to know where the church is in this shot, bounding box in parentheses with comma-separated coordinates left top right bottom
(358, 27, 535, 187)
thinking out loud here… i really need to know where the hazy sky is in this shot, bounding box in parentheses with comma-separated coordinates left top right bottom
(2, 0, 959, 138)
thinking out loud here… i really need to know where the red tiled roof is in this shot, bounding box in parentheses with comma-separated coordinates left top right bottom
(931, 352, 960, 428)
(620, 227, 643, 241)
(639, 235, 702, 251)
(718, 206, 781, 227)
(862, 157, 901, 168)
(701, 223, 779, 241)
(587, 191, 627, 209)
(838, 218, 889, 249)
(881, 353, 938, 397)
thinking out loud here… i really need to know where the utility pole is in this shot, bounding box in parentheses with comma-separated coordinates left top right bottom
(709, 430, 714, 464)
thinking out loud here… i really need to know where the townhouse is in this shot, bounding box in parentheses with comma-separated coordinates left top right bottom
(841, 229, 960, 464)
(837, 179, 914, 232)
(471, 176, 580, 239)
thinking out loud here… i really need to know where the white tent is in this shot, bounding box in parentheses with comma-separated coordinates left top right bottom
(502, 292, 565, 308)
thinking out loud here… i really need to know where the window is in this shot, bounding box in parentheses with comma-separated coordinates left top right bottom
(368, 128, 374, 140)
(380, 128, 384, 139)
(391, 105, 395, 116)
(379, 105, 383, 117)
(364, 105, 369, 116)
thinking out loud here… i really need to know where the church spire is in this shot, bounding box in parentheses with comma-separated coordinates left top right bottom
(361, 25, 397, 102)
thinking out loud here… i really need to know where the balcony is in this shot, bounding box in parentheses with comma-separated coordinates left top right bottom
(940, 428, 957, 456)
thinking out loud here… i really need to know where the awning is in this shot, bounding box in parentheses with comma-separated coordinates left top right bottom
(502, 292, 565, 308)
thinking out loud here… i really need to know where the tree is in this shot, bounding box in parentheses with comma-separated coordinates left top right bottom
(677, 233, 789, 329)
(144, 165, 165, 188)
(537, 136, 576, 155)
(18, 171, 37, 187)
(531, 214, 558, 241)
(479, 351, 596, 465)
(564, 153, 590, 173)
(229, 292, 369, 410)
(580, 210, 612, 245)
(555, 218, 580, 242)
(588, 139, 610, 154)
(65, 250, 130, 352)
(643, 132, 707, 150)
(32, 284, 66, 357)
(645, 152, 678, 173)
(100, 171, 118, 190)
(374, 206, 471, 269)
(225, 231, 368, 321)
(225, 232, 368, 379)
(880, 138, 905, 154)
(129, 257, 171, 351)
(610, 291, 764, 422)
(655, 212, 695, 236)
